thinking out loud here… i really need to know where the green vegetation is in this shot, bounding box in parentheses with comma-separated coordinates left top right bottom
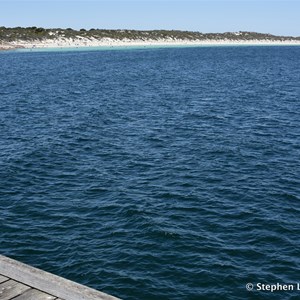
(0, 26, 299, 43)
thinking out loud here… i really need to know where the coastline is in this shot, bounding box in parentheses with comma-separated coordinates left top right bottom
(2, 37, 300, 51)
(0, 43, 19, 51)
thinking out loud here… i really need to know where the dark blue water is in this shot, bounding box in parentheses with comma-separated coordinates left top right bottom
(0, 46, 300, 300)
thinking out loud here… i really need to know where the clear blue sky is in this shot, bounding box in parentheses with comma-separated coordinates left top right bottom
(1, 0, 300, 36)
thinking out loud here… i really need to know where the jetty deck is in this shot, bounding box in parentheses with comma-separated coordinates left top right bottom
(0, 255, 120, 300)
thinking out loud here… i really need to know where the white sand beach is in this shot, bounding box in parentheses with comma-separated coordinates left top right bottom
(0, 43, 18, 50)
(4, 37, 300, 50)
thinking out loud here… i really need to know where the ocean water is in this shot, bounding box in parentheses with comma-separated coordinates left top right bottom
(0, 46, 300, 300)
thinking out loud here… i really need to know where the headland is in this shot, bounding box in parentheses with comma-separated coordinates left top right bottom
(1, 27, 300, 50)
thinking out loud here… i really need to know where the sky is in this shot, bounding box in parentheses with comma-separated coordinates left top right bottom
(0, 0, 299, 37)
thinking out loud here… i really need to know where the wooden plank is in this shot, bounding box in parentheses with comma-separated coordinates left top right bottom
(12, 288, 56, 300)
(0, 274, 9, 283)
(0, 279, 31, 300)
(0, 255, 120, 300)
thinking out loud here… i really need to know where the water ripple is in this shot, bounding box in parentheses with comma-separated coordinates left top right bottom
(1, 46, 300, 299)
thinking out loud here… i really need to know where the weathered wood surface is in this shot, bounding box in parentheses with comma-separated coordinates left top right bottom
(0, 255, 121, 300)
(0, 279, 56, 300)
(0, 275, 8, 284)
(12, 288, 56, 300)
(0, 279, 30, 300)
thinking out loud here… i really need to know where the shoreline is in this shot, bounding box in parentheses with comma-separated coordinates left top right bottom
(0, 44, 20, 51)
(2, 38, 300, 51)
